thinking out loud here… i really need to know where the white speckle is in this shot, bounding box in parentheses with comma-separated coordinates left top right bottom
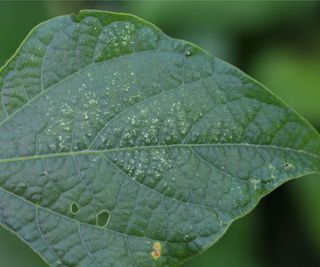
(250, 179, 260, 189)
(92, 157, 99, 162)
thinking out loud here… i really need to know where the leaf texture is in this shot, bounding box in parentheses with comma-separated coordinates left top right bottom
(0, 10, 319, 267)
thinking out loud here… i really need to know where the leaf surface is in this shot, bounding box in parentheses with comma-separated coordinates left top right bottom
(0, 10, 319, 267)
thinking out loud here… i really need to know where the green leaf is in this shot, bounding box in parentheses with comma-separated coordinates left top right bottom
(0, 10, 319, 267)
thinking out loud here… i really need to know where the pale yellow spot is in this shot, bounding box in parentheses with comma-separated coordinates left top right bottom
(151, 241, 161, 260)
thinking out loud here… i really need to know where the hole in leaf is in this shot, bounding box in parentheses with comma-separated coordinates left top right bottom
(71, 202, 80, 214)
(96, 210, 110, 227)
(283, 162, 294, 171)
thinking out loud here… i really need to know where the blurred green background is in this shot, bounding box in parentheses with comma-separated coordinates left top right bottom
(0, 1, 319, 267)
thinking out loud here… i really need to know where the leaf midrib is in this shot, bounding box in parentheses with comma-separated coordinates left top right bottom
(0, 143, 319, 164)
(1, 141, 319, 240)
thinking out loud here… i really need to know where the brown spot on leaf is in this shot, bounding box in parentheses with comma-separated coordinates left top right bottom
(151, 241, 161, 260)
